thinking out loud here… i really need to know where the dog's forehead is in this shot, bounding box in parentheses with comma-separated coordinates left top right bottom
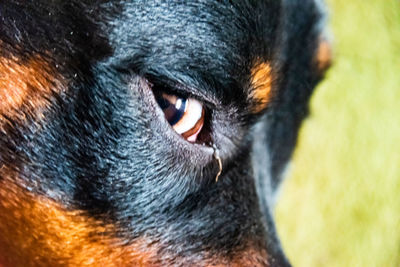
(104, 2, 280, 91)
(109, 2, 278, 53)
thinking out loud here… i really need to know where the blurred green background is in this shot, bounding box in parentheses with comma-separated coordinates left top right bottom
(275, 0, 400, 266)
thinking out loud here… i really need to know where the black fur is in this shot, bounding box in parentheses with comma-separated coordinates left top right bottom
(0, 1, 328, 266)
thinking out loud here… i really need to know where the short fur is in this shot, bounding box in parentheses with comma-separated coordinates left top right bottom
(0, 1, 330, 266)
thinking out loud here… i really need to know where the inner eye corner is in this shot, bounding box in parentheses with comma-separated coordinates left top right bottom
(195, 108, 213, 145)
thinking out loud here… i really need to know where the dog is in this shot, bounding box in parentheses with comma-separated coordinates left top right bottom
(0, 1, 331, 266)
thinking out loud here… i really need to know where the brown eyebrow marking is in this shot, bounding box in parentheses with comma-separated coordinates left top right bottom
(249, 62, 273, 114)
(315, 36, 332, 74)
(0, 54, 64, 128)
(0, 171, 158, 266)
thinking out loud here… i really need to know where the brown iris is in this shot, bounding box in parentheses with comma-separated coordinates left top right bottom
(155, 92, 205, 143)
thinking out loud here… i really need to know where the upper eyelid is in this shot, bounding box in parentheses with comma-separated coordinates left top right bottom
(111, 61, 221, 108)
(109, 59, 222, 107)
(145, 75, 220, 109)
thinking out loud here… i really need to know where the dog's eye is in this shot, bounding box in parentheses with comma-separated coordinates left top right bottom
(155, 92, 204, 143)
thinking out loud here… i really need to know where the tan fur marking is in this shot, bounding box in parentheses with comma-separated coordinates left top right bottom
(231, 246, 269, 267)
(249, 62, 273, 113)
(0, 169, 270, 266)
(0, 172, 158, 267)
(316, 38, 332, 73)
(0, 55, 62, 125)
(206, 244, 269, 267)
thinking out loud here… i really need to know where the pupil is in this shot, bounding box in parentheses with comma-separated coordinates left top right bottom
(155, 93, 187, 126)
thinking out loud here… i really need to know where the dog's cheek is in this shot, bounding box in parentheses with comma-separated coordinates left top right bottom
(0, 171, 161, 267)
(0, 174, 270, 266)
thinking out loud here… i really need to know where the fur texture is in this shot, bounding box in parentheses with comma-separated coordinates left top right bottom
(0, 1, 330, 266)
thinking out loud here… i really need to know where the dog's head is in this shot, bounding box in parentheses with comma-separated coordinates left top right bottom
(0, 1, 331, 266)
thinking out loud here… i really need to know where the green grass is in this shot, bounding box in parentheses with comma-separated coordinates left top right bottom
(275, 1, 400, 266)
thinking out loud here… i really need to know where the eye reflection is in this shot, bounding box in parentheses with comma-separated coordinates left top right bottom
(156, 93, 187, 126)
